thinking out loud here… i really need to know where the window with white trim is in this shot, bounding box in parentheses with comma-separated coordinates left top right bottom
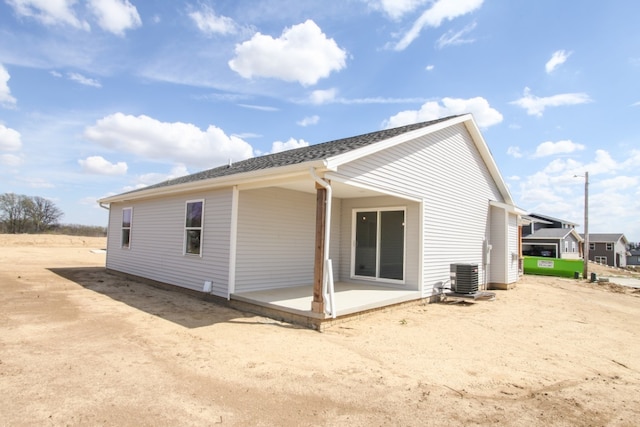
(121, 207, 132, 249)
(564, 241, 569, 252)
(352, 207, 405, 282)
(595, 256, 607, 264)
(606, 243, 613, 251)
(589, 243, 595, 250)
(184, 200, 204, 255)
(572, 241, 576, 252)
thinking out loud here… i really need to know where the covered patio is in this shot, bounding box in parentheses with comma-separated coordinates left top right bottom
(231, 282, 423, 325)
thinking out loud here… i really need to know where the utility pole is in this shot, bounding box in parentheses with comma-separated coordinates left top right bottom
(583, 171, 589, 280)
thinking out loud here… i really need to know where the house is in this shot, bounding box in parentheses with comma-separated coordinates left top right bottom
(98, 114, 522, 329)
(627, 249, 640, 267)
(584, 233, 629, 268)
(521, 213, 583, 259)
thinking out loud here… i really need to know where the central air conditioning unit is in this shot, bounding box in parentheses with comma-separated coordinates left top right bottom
(450, 263, 479, 294)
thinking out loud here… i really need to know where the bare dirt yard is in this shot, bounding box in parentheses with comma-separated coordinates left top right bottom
(1, 234, 640, 426)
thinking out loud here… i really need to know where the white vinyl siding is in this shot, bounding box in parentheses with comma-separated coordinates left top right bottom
(106, 189, 233, 296)
(336, 123, 503, 296)
(507, 212, 519, 284)
(234, 187, 340, 292)
(489, 206, 506, 285)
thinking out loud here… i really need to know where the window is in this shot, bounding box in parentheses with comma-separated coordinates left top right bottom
(606, 243, 613, 251)
(352, 208, 405, 282)
(121, 207, 132, 249)
(589, 243, 595, 251)
(595, 256, 607, 264)
(564, 241, 569, 252)
(572, 242, 576, 252)
(184, 200, 204, 255)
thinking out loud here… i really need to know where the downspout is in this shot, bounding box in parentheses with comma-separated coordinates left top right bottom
(310, 168, 336, 318)
(99, 202, 109, 210)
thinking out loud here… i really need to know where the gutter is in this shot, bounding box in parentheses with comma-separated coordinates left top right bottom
(310, 168, 336, 318)
(99, 202, 110, 210)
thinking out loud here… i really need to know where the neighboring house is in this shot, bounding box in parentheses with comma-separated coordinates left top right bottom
(521, 213, 583, 259)
(584, 233, 629, 268)
(628, 250, 640, 266)
(98, 114, 522, 328)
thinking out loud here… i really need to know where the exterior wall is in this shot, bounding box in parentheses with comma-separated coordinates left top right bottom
(489, 206, 506, 285)
(338, 196, 420, 290)
(336, 123, 505, 297)
(105, 189, 233, 296)
(507, 212, 519, 283)
(589, 241, 627, 267)
(234, 187, 341, 292)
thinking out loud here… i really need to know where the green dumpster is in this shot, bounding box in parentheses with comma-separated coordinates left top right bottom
(523, 256, 584, 278)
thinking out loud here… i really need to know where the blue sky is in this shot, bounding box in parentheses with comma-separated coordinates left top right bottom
(1, 0, 639, 242)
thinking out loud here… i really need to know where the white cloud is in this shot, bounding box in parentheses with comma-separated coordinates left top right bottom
(189, 5, 238, 35)
(78, 155, 128, 175)
(1, 153, 23, 167)
(425, 64, 435, 71)
(238, 104, 279, 112)
(229, 20, 347, 86)
(368, 0, 429, 20)
(68, 72, 102, 87)
(136, 164, 190, 187)
(6, 0, 90, 30)
(88, 0, 141, 36)
(436, 21, 477, 49)
(507, 146, 523, 158)
(514, 148, 640, 241)
(0, 124, 22, 150)
(545, 50, 572, 73)
(83, 113, 255, 169)
(511, 87, 592, 116)
(394, 0, 484, 51)
(0, 65, 17, 108)
(532, 140, 585, 158)
(383, 96, 502, 129)
(269, 138, 310, 154)
(309, 88, 338, 105)
(297, 115, 320, 127)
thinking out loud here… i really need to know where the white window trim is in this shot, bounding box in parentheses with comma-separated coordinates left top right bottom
(184, 199, 205, 257)
(121, 207, 132, 249)
(606, 243, 613, 251)
(350, 206, 406, 284)
(595, 256, 607, 264)
(564, 241, 569, 252)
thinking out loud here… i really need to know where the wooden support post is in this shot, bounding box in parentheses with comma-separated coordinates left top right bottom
(312, 183, 326, 314)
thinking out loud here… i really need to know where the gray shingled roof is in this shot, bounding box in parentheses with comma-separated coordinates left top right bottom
(583, 233, 626, 243)
(116, 115, 457, 197)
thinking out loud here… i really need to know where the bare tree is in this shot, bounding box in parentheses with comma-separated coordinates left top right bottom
(0, 193, 30, 233)
(27, 196, 63, 232)
(0, 193, 63, 233)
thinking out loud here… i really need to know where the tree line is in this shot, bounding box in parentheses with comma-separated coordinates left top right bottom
(0, 193, 106, 236)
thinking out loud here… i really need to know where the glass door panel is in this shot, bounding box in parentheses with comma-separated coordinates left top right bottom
(355, 211, 377, 277)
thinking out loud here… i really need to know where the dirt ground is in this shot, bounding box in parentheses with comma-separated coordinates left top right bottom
(1, 234, 640, 426)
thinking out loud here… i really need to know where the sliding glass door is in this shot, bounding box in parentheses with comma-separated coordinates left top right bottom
(353, 208, 405, 282)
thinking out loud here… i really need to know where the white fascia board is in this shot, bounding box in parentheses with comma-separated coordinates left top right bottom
(98, 160, 328, 204)
(324, 115, 469, 170)
(463, 118, 515, 206)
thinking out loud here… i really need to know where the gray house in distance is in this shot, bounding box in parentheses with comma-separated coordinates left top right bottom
(522, 213, 583, 259)
(98, 114, 522, 328)
(584, 233, 629, 268)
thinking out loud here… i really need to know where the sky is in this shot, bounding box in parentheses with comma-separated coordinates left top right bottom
(0, 0, 639, 242)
